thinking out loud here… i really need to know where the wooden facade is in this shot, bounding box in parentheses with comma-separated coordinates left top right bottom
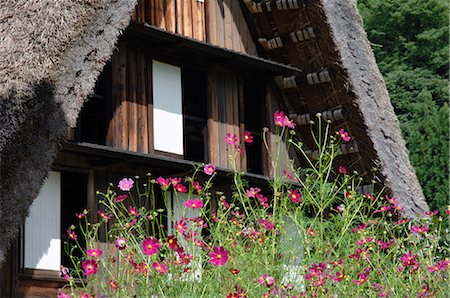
(0, 2, 289, 297)
(131, 0, 258, 55)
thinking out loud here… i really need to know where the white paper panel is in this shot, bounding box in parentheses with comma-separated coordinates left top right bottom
(24, 171, 61, 270)
(152, 60, 184, 155)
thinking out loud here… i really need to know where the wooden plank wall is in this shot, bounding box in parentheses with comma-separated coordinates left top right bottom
(208, 68, 245, 170)
(132, 0, 257, 55)
(108, 43, 152, 154)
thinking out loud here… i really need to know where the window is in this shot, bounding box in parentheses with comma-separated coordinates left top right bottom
(152, 60, 184, 155)
(243, 78, 265, 175)
(22, 171, 88, 271)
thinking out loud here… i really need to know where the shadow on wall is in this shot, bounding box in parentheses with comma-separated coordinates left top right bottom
(0, 80, 68, 264)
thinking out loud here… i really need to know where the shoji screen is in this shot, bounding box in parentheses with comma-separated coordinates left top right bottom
(24, 171, 61, 270)
(152, 60, 184, 155)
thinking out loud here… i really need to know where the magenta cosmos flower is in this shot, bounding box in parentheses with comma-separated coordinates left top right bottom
(243, 131, 253, 143)
(142, 237, 160, 256)
(118, 178, 134, 191)
(184, 199, 204, 209)
(86, 249, 102, 258)
(156, 177, 170, 190)
(57, 291, 71, 298)
(273, 111, 295, 128)
(115, 237, 126, 250)
(257, 273, 275, 287)
(209, 246, 229, 266)
(288, 189, 302, 204)
(338, 129, 350, 142)
(153, 261, 168, 275)
(224, 133, 238, 145)
(82, 259, 98, 276)
(113, 194, 128, 203)
(410, 225, 429, 234)
(175, 219, 187, 234)
(204, 163, 216, 175)
(246, 187, 261, 198)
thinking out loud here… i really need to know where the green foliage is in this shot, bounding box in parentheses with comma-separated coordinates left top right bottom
(358, 0, 449, 213)
(60, 124, 449, 298)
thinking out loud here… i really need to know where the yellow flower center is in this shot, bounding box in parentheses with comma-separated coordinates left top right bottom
(217, 254, 222, 259)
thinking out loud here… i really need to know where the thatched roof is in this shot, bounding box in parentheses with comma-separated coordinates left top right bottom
(0, 0, 137, 263)
(241, 0, 428, 216)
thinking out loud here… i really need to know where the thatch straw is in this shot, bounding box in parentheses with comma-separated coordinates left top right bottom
(0, 0, 137, 263)
(320, 0, 428, 216)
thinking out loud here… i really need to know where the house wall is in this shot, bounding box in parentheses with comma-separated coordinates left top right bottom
(132, 0, 258, 55)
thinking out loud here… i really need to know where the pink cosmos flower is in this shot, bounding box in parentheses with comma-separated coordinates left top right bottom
(82, 259, 98, 276)
(336, 204, 344, 212)
(338, 166, 347, 174)
(338, 129, 350, 142)
(166, 235, 180, 251)
(57, 291, 71, 298)
(257, 273, 275, 287)
(352, 223, 368, 233)
(445, 206, 450, 215)
(418, 283, 430, 298)
(75, 212, 86, 219)
(352, 268, 370, 284)
(109, 279, 119, 290)
(86, 249, 102, 258)
(393, 218, 410, 225)
(175, 184, 187, 193)
(373, 205, 392, 214)
(377, 239, 394, 249)
(256, 193, 269, 208)
(219, 196, 230, 209)
(224, 133, 238, 145)
(115, 237, 126, 250)
(356, 237, 374, 246)
(243, 131, 253, 143)
(204, 163, 216, 175)
(273, 111, 295, 128)
(399, 251, 419, 268)
(209, 246, 229, 266)
(118, 178, 134, 191)
(288, 189, 302, 204)
(170, 177, 182, 186)
(113, 194, 128, 203)
(175, 219, 187, 234)
(60, 266, 70, 281)
(128, 206, 140, 217)
(156, 177, 170, 190)
(67, 229, 78, 241)
(423, 210, 439, 217)
(192, 181, 203, 192)
(246, 187, 261, 198)
(307, 228, 316, 237)
(97, 210, 112, 222)
(153, 261, 168, 275)
(258, 219, 275, 230)
(410, 225, 429, 234)
(331, 270, 346, 282)
(142, 237, 160, 256)
(79, 292, 90, 298)
(184, 199, 204, 209)
(329, 259, 343, 266)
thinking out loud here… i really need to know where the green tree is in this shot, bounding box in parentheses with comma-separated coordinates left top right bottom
(358, 0, 449, 213)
